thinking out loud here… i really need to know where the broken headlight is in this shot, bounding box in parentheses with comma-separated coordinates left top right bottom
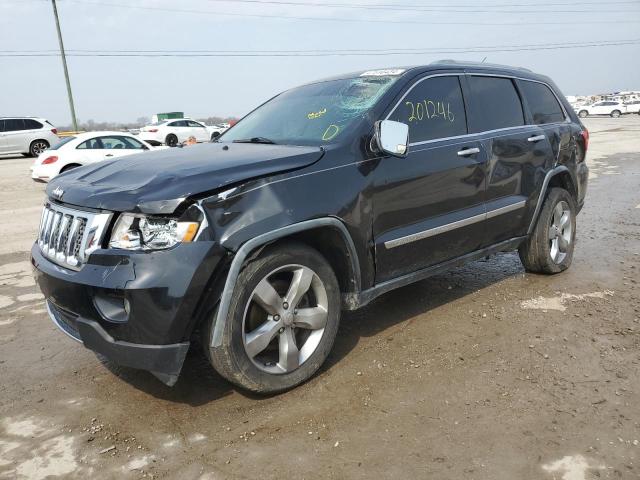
(109, 214, 199, 250)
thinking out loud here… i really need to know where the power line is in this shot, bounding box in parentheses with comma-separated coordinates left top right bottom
(62, 0, 640, 25)
(202, 0, 640, 14)
(6, 39, 638, 54)
(3, 39, 639, 57)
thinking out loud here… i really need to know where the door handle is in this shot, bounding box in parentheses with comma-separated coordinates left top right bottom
(527, 134, 546, 143)
(105, 154, 114, 157)
(457, 147, 480, 157)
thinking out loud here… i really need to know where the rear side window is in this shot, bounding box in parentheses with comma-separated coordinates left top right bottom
(467, 76, 524, 131)
(388, 76, 468, 143)
(519, 81, 565, 124)
(23, 119, 43, 130)
(168, 120, 188, 127)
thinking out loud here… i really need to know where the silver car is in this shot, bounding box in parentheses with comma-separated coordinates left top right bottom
(0, 117, 60, 157)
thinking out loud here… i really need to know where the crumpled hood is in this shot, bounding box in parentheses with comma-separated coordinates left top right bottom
(46, 142, 324, 213)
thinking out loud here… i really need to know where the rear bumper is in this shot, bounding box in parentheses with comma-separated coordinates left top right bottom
(46, 300, 189, 385)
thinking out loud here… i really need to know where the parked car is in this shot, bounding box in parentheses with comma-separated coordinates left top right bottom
(623, 100, 640, 114)
(30, 131, 159, 182)
(576, 101, 626, 118)
(138, 118, 218, 146)
(33, 62, 588, 392)
(206, 123, 229, 139)
(0, 117, 59, 157)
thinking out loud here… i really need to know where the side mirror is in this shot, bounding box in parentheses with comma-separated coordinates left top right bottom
(373, 120, 409, 157)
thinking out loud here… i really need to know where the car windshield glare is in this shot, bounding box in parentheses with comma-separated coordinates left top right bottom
(221, 75, 400, 146)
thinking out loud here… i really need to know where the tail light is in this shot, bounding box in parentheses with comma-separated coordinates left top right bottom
(42, 156, 58, 164)
(148, 128, 158, 133)
(51, 128, 58, 135)
(580, 129, 589, 151)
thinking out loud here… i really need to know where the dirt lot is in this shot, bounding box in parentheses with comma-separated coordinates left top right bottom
(1, 116, 639, 480)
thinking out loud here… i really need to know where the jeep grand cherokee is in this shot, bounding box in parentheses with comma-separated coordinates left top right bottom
(32, 61, 588, 392)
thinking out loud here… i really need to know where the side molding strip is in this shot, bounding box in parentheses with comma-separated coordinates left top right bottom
(526, 165, 569, 234)
(211, 217, 361, 347)
(384, 200, 526, 249)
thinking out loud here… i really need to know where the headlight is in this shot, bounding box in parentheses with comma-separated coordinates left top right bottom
(109, 213, 199, 250)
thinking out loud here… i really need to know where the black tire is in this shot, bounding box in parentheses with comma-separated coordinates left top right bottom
(204, 242, 341, 394)
(518, 188, 577, 274)
(578, 110, 588, 118)
(29, 139, 49, 157)
(611, 110, 621, 118)
(165, 134, 178, 147)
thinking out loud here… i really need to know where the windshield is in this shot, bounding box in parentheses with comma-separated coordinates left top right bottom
(48, 136, 76, 150)
(221, 75, 399, 146)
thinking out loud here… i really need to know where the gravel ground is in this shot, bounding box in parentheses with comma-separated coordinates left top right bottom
(0, 116, 639, 480)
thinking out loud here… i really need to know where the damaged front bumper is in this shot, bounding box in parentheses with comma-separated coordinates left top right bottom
(31, 240, 225, 385)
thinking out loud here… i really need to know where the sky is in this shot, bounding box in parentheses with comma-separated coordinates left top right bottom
(1, 0, 639, 126)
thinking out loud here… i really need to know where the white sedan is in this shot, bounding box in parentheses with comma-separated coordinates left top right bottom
(31, 131, 159, 183)
(138, 118, 217, 146)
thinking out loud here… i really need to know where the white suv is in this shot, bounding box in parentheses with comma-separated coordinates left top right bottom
(0, 117, 60, 157)
(623, 100, 640, 114)
(138, 118, 217, 146)
(576, 101, 626, 118)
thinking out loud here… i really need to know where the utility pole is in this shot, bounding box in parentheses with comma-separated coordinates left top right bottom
(51, 0, 78, 131)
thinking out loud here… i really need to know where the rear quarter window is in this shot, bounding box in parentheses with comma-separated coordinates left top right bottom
(519, 81, 565, 125)
(23, 119, 43, 130)
(467, 76, 524, 132)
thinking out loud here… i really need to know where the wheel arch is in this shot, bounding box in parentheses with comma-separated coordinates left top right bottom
(209, 217, 361, 348)
(60, 163, 82, 173)
(527, 165, 576, 235)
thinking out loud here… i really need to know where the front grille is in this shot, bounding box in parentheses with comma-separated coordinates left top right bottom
(38, 202, 112, 270)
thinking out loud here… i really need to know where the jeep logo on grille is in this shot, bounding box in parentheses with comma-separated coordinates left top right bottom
(52, 187, 64, 200)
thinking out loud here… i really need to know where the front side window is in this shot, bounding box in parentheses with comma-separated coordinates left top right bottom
(187, 120, 205, 128)
(168, 120, 188, 127)
(221, 75, 400, 146)
(99, 136, 144, 149)
(77, 138, 103, 149)
(467, 76, 524, 131)
(519, 81, 565, 125)
(3, 119, 25, 132)
(388, 76, 467, 143)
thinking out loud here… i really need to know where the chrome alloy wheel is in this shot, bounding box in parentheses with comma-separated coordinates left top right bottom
(549, 200, 572, 264)
(242, 264, 328, 374)
(32, 141, 48, 156)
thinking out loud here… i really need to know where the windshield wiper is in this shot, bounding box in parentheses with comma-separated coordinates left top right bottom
(232, 137, 277, 145)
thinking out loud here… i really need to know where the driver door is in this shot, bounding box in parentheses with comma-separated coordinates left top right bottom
(187, 120, 209, 142)
(372, 73, 487, 282)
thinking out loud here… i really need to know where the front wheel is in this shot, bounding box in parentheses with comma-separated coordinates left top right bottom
(578, 110, 588, 118)
(518, 188, 577, 274)
(165, 134, 178, 147)
(611, 110, 621, 118)
(204, 243, 341, 394)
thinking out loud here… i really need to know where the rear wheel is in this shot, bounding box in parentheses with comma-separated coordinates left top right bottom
(29, 140, 49, 157)
(204, 243, 341, 393)
(611, 109, 621, 118)
(165, 134, 178, 147)
(518, 188, 576, 274)
(578, 110, 588, 118)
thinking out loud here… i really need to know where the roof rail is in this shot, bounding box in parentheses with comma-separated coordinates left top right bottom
(430, 59, 532, 72)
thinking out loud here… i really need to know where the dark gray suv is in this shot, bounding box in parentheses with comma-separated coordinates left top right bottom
(33, 61, 588, 393)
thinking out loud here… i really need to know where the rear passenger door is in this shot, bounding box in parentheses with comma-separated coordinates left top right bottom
(372, 73, 488, 282)
(465, 74, 550, 245)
